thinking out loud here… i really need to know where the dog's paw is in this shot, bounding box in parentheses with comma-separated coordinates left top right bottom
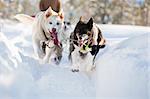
(71, 69, 79, 72)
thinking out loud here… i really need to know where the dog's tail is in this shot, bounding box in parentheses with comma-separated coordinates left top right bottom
(14, 14, 34, 25)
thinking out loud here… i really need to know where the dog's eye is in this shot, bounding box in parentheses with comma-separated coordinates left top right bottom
(67, 22, 71, 25)
(87, 32, 91, 36)
(49, 22, 52, 25)
(64, 21, 66, 24)
(87, 33, 91, 36)
(57, 22, 60, 25)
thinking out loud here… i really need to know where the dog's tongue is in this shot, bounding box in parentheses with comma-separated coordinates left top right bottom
(50, 29, 60, 46)
(53, 36, 59, 46)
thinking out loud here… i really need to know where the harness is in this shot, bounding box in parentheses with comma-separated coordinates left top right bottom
(42, 29, 61, 47)
(45, 42, 55, 49)
(42, 29, 62, 54)
(72, 30, 104, 54)
(43, 29, 49, 40)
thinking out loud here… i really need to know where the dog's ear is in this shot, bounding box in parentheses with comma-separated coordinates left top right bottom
(79, 16, 84, 22)
(87, 18, 93, 30)
(58, 10, 64, 20)
(45, 6, 58, 18)
(45, 7, 53, 18)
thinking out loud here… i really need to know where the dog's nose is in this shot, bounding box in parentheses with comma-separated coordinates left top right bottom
(64, 26, 67, 30)
(79, 37, 82, 39)
(52, 28, 56, 32)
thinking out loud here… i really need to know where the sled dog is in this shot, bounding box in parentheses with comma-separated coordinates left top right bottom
(15, 7, 64, 64)
(69, 17, 106, 72)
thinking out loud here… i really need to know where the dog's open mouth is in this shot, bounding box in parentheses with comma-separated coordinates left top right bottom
(78, 38, 92, 53)
(48, 28, 61, 47)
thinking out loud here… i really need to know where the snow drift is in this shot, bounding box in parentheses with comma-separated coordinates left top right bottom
(96, 33, 149, 99)
(0, 20, 149, 99)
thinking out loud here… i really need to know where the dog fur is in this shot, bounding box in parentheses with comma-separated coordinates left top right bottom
(60, 20, 72, 51)
(15, 7, 64, 64)
(69, 17, 106, 72)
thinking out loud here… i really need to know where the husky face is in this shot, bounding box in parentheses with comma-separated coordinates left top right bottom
(43, 7, 64, 36)
(44, 15, 63, 34)
(63, 21, 71, 31)
(74, 17, 93, 46)
(61, 20, 72, 42)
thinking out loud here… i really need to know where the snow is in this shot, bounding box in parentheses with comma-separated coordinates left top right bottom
(0, 19, 149, 99)
(96, 34, 149, 99)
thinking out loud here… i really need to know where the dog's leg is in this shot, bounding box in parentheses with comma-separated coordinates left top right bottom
(55, 46, 63, 64)
(71, 51, 80, 72)
(33, 39, 45, 59)
(85, 54, 95, 72)
(43, 48, 53, 64)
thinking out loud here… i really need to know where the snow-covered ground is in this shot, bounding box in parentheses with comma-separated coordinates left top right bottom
(0, 19, 149, 99)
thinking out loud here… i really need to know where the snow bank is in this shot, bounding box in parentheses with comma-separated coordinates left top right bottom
(99, 24, 150, 38)
(99, 24, 150, 46)
(0, 32, 22, 71)
(0, 54, 95, 99)
(96, 33, 149, 99)
(0, 28, 95, 99)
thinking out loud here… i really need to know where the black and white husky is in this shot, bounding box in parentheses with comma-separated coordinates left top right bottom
(69, 17, 106, 72)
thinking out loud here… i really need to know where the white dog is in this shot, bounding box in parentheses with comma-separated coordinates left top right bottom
(15, 7, 64, 64)
(61, 20, 72, 42)
(59, 19, 73, 53)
